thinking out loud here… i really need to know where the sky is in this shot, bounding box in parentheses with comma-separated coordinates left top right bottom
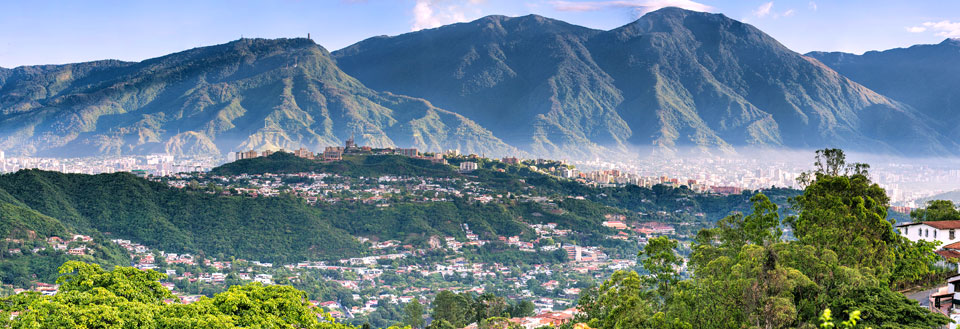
(1, 0, 958, 68)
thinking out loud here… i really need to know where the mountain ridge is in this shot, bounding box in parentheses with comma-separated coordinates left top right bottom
(334, 7, 955, 157)
(0, 38, 519, 157)
(807, 38, 960, 140)
(0, 8, 956, 158)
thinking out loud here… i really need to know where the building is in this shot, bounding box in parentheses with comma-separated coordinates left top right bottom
(502, 156, 520, 165)
(563, 245, 582, 262)
(294, 147, 315, 160)
(459, 161, 478, 172)
(323, 147, 343, 161)
(235, 150, 260, 161)
(927, 274, 960, 327)
(897, 220, 960, 246)
(602, 221, 628, 230)
(396, 148, 419, 157)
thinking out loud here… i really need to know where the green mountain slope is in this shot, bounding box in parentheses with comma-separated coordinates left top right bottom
(807, 38, 960, 140)
(0, 38, 517, 157)
(0, 169, 362, 262)
(334, 8, 954, 156)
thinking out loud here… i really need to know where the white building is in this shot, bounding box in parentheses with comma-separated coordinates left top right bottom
(459, 162, 478, 172)
(928, 274, 960, 327)
(897, 220, 960, 246)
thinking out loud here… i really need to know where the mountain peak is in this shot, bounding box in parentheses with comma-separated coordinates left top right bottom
(941, 38, 960, 46)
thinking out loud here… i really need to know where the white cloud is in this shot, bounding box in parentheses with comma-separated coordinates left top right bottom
(753, 2, 773, 18)
(922, 20, 960, 38)
(808, 1, 817, 11)
(411, 0, 485, 31)
(783, 9, 795, 17)
(906, 26, 927, 33)
(549, 0, 713, 16)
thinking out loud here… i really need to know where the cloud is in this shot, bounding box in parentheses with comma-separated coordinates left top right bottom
(751, 2, 795, 19)
(411, 0, 485, 31)
(548, 0, 713, 16)
(808, 1, 817, 11)
(753, 2, 773, 18)
(922, 20, 960, 38)
(906, 26, 927, 33)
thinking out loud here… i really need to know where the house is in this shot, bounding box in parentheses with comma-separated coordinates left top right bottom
(602, 221, 628, 230)
(927, 273, 960, 328)
(897, 220, 960, 246)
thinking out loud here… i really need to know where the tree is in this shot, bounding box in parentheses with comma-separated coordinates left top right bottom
(2, 261, 406, 329)
(639, 236, 682, 301)
(426, 319, 456, 329)
(787, 156, 898, 279)
(432, 290, 474, 327)
(910, 200, 960, 222)
(507, 300, 535, 318)
(473, 293, 508, 325)
(404, 299, 425, 328)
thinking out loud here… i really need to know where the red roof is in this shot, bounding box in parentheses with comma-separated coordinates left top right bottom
(922, 221, 960, 229)
(936, 249, 960, 259)
(943, 242, 960, 250)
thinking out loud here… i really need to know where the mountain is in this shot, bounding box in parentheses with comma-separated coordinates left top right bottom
(0, 38, 516, 157)
(334, 7, 954, 157)
(807, 39, 960, 140)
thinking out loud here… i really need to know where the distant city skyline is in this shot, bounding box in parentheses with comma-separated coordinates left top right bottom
(0, 0, 958, 68)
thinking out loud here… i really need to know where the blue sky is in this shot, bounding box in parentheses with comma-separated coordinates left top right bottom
(1, 0, 958, 68)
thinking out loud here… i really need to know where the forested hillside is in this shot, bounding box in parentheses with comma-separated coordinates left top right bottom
(0, 169, 362, 263)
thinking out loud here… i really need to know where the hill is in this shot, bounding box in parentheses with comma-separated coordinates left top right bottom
(0, 169, 362, 263)
(807, 38, 960, 140)
(210, 152, 456, 177)
(0, 38, 516, 157)
(334, 8, 954, 157)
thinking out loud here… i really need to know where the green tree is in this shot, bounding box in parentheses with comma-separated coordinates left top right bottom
(404, 299, 425, 329)
(425, 319, 456, 329)
(3, 261, 408, 329)
(431, 290, 474, 327)
(910, 200, 960, 222)
(639, 236, 682, 302)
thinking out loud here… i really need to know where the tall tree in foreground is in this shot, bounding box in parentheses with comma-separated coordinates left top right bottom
(1, 261, 405, 329)
(576, 149, 949, 329)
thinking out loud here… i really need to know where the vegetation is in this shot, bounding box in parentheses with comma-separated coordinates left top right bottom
(211, 153, 455, 177)
(429, 291, 534, 328)
(911, 200, 960, 222)
(0, 169, 361, 264)
(572, 149, 950, 329)
(0, 261, 401, 329)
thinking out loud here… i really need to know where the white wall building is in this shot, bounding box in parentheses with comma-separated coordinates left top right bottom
(897, 220, 960, 247)
(459, 162, 478, 172)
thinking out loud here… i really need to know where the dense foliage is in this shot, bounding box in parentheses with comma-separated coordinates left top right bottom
(0, 261, 398, 329)
(0, 169, 361, 264)
(573, 149, 950, 329)
(211, 153, 455, 177)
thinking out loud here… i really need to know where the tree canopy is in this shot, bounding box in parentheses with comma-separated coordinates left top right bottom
(1, 261, 406, 329)
(574, 149, 949, 329)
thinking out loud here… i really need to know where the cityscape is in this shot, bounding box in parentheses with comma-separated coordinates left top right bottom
(3, 1, 960, 328)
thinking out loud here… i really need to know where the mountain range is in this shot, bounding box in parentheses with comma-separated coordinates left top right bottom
(807, 38, 960, 141)
(0, 39, 515, 157)
(0, 7, 957, 158)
